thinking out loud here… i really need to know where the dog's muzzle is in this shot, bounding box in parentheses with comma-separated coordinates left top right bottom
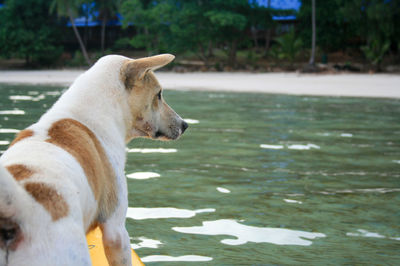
(155, 121, 188, 140)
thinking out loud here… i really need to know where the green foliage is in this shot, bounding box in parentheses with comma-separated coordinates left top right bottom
(298, 0, 400, 60)
(120, 0, 250, 65)
(361, 39, 390, 68)
(120, 0, 173, 54)
(272, 29, 303, 63)
(0, 0, 63, 65)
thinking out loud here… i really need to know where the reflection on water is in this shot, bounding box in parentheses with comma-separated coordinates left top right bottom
(173, 219, 326, 246)
(284, 199, 303, 204)
(0, 110, 25, 115)
(347, 229, 400, 241)
(341, 133, 353, 137)
(184, 119, 199, 124)
(141, 255, 213, 263)
(131, 237, 163, 249)
(1, 85, 400, 264)
(127, 148, 177, 153)
(0, 128, 19, 133)
(127, 172, 160, 180)
(216, 187, 231, 193)
(126, 207, 215, 220)
(9, 94, 45, 101)
(260, 143, 320, 150)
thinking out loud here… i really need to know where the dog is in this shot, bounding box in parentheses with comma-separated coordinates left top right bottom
(0, 54, 188, 266)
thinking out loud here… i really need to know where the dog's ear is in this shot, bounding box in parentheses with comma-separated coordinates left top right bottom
(122, 54, 175, 89)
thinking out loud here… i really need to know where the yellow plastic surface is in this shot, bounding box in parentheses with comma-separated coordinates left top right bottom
(86, 227, 144, 266)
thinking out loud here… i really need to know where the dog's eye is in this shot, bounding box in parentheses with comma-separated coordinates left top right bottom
(157, 91, 162, 100)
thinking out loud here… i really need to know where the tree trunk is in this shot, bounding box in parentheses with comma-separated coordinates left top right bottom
(69, 9, 91, 66)
(251, 26, 259, 51)
(101, 13, 107, 55)
(309, 0, 316, 65)
(264, 0, 272, 55)
(264, 29, 272, 55)
(198, 42, 207, 63)
(207, 40, 214, 57)
(228, 39, 238, 67)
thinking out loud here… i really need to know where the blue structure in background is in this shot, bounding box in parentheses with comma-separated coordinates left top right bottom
(66, 3, 123, 27)
(68, 0, 302, 27)
(256, 0, 302, 20)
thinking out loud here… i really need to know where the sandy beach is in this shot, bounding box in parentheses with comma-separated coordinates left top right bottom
(0, 70, 399, 98)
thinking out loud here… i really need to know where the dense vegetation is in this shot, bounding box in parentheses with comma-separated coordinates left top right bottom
(0, 0, 399, 71)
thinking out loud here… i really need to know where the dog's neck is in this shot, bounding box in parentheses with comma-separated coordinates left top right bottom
(38, 72, 129, 174)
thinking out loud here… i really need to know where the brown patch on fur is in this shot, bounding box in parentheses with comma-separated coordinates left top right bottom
(46, 119, 117, 228)
(24, 182, 69, 221)
(9, 129, 33, 147)
(6, 164, 33, 181)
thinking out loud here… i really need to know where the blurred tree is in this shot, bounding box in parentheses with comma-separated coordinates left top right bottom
(50, 0, 91, 65)
(272, 29, 302, 65)
(168, 0, 215, 63)
(120, 0, 172, 55)
(204, 0, 248, 66)
(338, 0, 400, 68)
(248, 0, 274, 55)
(308, 0, 315, 65)
(96, 0, 120, 55)
(298, 0, 351, 54)
(299, 0, 400, 66)
(0, 0, 63, 65)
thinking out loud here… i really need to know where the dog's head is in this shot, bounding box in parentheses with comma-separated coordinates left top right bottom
(120, 54, 188, 142)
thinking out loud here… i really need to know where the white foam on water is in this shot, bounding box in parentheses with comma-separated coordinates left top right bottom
(0, 110, 25, 115)
(346, 229, 386, 239)
(126, 207, 215, 220)
(217, 187, 231, 193)
(288, 144, 320, 150)
(0, 141, 10, 145)
(341, 133, 353, 137)
(45, 91, 62, 96)
(127, 172, 160, 180)
(260, 144, 284, 149)
(317, 132, 331, 136)
(318, 188, 400, 195)
(284, 199, 303, 204)
(0, 129, 20, 134)
(9, 94, 45, 101)
(131, 237, 163, 249)
(127, 148, 177, 153)
(141, 255, 213, 263)
(173, 219, 326, 246)
(184, 119, 199, 124)
(393, 160, 400, 164)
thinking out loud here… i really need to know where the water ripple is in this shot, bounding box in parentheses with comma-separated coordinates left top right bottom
(131, 237, 163, 249)
(347, 229, 400, 241)
(126, 207, 215, 220)
(141, 255, 212, 263)
(127, 148, 177, 153)
(173, 219, 326, 246)
(127, 172, 160, 180)
(0, 110, 25, 115)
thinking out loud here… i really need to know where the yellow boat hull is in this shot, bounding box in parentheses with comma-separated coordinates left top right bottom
(86, 227, 144, 266)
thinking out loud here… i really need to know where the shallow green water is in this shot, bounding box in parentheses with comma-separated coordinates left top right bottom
(0, 84, 399, 265)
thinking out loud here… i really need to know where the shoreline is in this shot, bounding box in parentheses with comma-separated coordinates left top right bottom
(0, 70, 399, 99)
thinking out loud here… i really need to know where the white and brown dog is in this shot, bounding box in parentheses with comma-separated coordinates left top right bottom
(0, 54, 187, 266)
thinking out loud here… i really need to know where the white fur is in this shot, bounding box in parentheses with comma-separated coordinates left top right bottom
(0, 55, 173, 266)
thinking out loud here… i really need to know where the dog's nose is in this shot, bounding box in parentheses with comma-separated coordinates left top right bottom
(181, 121, 189, 134)
(0, 219, 20, 249)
